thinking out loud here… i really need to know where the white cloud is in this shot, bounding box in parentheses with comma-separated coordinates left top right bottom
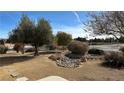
(53, 12, 90, 39)
(53, 24, 89, 38)
(53, 24, 114, 39)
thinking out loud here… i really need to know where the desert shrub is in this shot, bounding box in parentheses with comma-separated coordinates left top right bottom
(47, 43, 58, 50)
(56, 32, 72, 46)
(13, 43, 20, 53)
(103, 51, 124, 69)
(13, 43, 24, 54)
(88, 48, 104, 55)
(25, 48, 35, 52)
(0, 45, 8, 54)
(67, 41, 89, 55)
(119, 46, 124, 53)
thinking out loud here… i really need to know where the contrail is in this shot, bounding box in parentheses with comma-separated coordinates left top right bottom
(73, 11, 87, 32)
(73, 11, 84, 26)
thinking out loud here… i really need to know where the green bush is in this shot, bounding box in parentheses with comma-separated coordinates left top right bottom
(67, 41, 89, 55)
(103, 51, 124, 69)
(88, 48, 104, 55)
(0, 45, 8, 54)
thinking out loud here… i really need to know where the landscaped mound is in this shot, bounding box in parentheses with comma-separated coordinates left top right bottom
(49, 53, 85, 68)
(49, 41, 89, 68)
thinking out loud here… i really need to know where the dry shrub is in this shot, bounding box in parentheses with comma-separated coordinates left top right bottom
(103, 51, 124, 69)
(67, 41, 89, 55)
(13, 43, 24, 54)
(0, 45, 8, 54)
(88, 48, 104, 55)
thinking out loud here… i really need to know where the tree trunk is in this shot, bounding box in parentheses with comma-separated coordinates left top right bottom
(34, 45, 39, 56)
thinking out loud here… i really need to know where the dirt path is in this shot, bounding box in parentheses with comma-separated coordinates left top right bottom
(0, 52, 124, 81)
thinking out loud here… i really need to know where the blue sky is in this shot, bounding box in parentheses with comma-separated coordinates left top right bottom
(0, 11, 90, 39)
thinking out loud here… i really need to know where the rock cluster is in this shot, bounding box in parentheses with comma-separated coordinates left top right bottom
(49, 53, 86, 68)
(56, 56, 81, 68)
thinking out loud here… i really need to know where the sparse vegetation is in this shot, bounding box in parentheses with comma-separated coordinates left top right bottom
(1, 11, 124, 81)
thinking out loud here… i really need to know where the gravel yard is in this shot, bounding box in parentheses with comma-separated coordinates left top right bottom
(0, 51, 124, 81)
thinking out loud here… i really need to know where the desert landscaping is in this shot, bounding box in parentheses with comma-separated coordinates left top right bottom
(0, 11, 124, 81)
(0, 43, 124, 81)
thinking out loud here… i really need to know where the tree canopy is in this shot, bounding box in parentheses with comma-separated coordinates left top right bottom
(9, 15, 53, 55)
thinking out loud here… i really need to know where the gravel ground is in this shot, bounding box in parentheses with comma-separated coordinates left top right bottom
(0, 51, 124, 81)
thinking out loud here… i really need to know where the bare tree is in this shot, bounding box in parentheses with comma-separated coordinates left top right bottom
(86, 11, 124, 40)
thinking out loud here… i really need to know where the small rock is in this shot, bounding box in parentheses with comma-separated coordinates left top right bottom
(16, 77, 29, 81)
(10, 72, 19, 78)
